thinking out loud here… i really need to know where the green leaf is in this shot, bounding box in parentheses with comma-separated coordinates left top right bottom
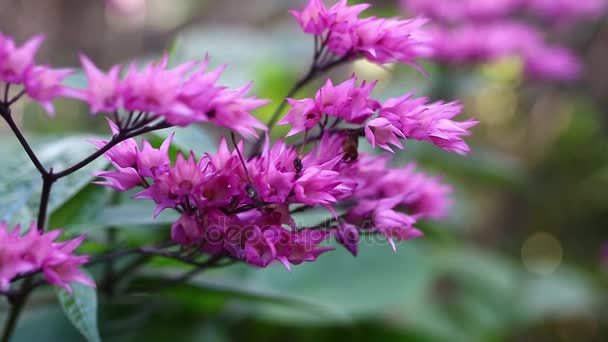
(50, 184, 113, 231)
(130, 267, 351, 323)
(159, 241, 431, 324)
(0, 135, 108, 227)
(55, 271, 101, 342)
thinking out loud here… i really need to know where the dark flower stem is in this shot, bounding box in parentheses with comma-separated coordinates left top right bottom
(1, 278, 33, 342)
(0, 109, 48, 176)
(249, 35, 353, 156)
(37, 173, 55, 231)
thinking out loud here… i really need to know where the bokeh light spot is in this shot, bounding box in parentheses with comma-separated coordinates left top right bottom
(521, 232, 563, 275)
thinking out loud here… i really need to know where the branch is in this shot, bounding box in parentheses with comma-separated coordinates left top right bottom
(0, 109, 48, 176)
(52, 120, 171, 179)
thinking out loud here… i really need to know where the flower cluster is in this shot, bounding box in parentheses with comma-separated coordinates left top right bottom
(402, 0, 605, 80)
(279, 76, 478, 155)
(290, 0, 431, 66)
(0, 223, 93, 293)
(96, 120, 458, 267)
(404, 0, 605, 23)
(74, 56, 269, 138)
(0, 33, 74, 114)
(0, 31, 268, 139)
(93, 52, 477, 267)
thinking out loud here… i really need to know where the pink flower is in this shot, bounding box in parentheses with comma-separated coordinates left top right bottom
(290, 1, 431, 67)
(120, 57, 194, 119)
(94, 166, 142, 191)
(208, 83, 269, 139)
(372, 209, 422, 252)
(314, 77, 380, 123)
(524, 45, 581, 81)
(90, 119, 139, 168)
(136, 133, 173, 178)
(0, 223, 94, 293)
(278, 98, 320, 136)
(365, 117, 405, 153)
(171, 214, 203, 245)
(289, 0, 331, 34)
(293, 167, 342, 206)
(0, 34, 44, 84)
(528, 0, 606, 23)
(175, 57, 226, 126)
(165, 152, 204, 199)
(350, 16, 431, 66)
(335, 223, 359, 256)
(380, 95, 478, 155)
(287, 229, 334, 265)
(75, 55, 122, 113)
(23, 66, 73, 115)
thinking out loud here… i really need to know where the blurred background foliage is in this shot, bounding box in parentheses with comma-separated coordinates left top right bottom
(1, 0, 608, 341)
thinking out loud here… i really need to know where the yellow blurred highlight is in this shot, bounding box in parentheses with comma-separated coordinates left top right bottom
(521, 232, 563, 276)
(353, 59, 393, 83)
(480, 57, 523, 83)
(471, 83, 517, 126)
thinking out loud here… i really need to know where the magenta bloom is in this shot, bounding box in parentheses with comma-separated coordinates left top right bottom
(288, 0, 331, 34)
(523, 45, 581, 81)
(207, 83, 269, 139)
(72, 54, 269, 137)
(290, 0, 431, 67)
(286, 229, 334, 265)
(401, 0, 599, 81)
(335, 223, 359, 256)
(23, 66, 73, 115)
(90, 119, 139, 168)
(0, 33, 43, 84)
(76, 55, 122, 113)
(136, 134, 174, 178)
(365, 117, 405, 153)
(0, 223, 94, 293)
(171, 213, 203, 246)
(380, 94, 478, 155)
(278, 98, 320, 137)
(315, 77, 380, 123)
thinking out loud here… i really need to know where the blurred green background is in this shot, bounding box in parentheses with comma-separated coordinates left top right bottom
(1, 0, 607, 341)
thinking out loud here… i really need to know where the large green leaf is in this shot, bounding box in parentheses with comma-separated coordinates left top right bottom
(0, 135, 108, 227)
(50, 184, 113, 231)
(55, 271, 102, 342)
(149, 241, 432, 324)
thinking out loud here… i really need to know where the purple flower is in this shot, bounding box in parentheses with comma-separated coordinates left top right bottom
(365, 117, 405, 153)
(335, 223, 359, 256)
(75, 55, 122, 113)
(523, 45, 581, 81)
(289, 0, 331, 34)
(278, 98, 320, 137)
(287, 229, 334, 265)
(290, 1, 431, 67)
(315, 76, 380, 123)
(380, 94, 478, 155)
(90, 119, 139, 168)
(94, 166, 143, 191)
(0, 223, 94, 293)
(23, 66, 73, 115)
(171, 213, 203, 246)
(293, 167, 342, 206)
(0, 33, 43, 84)
(120, 57, 194, 119)
(207, 83, 269, 139)
(136, 133, 173, 178)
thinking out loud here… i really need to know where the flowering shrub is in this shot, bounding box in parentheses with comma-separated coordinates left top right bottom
(0, 1, 478, 340)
